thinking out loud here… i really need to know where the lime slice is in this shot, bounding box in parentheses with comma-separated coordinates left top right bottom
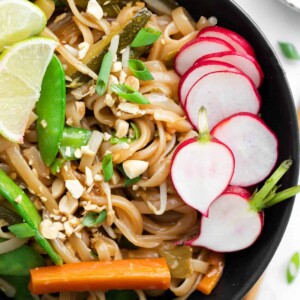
(0, 0, 47, 51)
(0, 37, 58, 143)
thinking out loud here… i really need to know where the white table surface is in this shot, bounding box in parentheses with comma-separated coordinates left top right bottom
(233, 0, 300, 299)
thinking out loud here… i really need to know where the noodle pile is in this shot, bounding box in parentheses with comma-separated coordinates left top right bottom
(0, 1, 219, 299)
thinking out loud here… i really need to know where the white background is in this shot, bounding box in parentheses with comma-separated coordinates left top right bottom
(234, 0, 300, 299)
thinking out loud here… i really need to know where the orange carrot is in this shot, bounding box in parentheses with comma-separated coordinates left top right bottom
(29, 258, 171, 294)
(197, 252, 225, 295)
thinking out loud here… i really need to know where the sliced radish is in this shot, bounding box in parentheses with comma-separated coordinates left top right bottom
(185, 71, 261, 130)
(187, 186, 263, 252)
(174, 37, 235, 76)
(197, 26, 255, 57)
(197, 51, 264, 87)
(211, 113, 278, 187)
(186, 160, 300, 252)
(171, 107, 234, 216)
(179, 60, 240, 106)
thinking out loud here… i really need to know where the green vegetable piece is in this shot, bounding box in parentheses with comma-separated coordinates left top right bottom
(82, 210, 107, 227)
(110, 136, 132, 145)
(102, 153, 114, 182)
(36, 55, 66, 166)
(96, 51, 113, 95)
(110, 84, 150, 104)
(2, 275, 35, 300)
(59, 127, 92, 160)
(8, 223, 35, 239)
(66, 8, 151, 87)
(130, 122, 140, 139)
(116, 164, 141, 187)
(128, 59, 154, 81)
(0, 245, 44, 276)
(159, 245, 193, 279)
(0, 169, 63, 265)
(143, 0, 179, 15)
(50, 157, 67, 175)
(131, 27, 161, 48)
(129, 45, 151, 59)
(279, 42, 300, 60)
(287, 252, 300, 284)
(106, 290, 138, 300)
(0, 205, 22, 225)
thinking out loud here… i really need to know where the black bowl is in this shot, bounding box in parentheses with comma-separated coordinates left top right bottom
(177, 0, 299, 299)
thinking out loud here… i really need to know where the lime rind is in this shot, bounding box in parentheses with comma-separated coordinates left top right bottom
(0, 37, 58, 143)
(0, 0, 47, 51)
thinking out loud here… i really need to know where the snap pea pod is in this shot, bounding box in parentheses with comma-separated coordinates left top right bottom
(59, 126, 92, 160)
(0, 169, 63, 265)
(36, 55, 66, 167)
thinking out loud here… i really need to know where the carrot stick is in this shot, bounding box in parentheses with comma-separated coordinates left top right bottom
(29, 258, 171, 294)
(197, 252, 225, 295)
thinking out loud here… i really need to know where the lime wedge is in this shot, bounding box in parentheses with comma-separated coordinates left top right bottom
(0, 0, 47, 51)
(0, 37, 58, 143)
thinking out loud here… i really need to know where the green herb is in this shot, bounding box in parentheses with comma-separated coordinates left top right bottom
(116, 164, 141, 187)
(287, 252, 300, 284)
(82, 211, 107, 227)
(50, 157, 67, 175)
(102, 153, 114, 182)
(8, 223, 35, 239)
(96, 51, 113, 95)
(110, 84, 150, 104)
(128, 59, 154, 81)
(279, 42, 300, 59)
(131, 27, 161, 47)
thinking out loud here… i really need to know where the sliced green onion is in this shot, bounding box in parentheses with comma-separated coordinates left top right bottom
(110, 84, 150, 104)
(102, 153, 114, 182)
(50, 158, 66, 175)
(8, 223, 35, 239)
(128, 59, 154, 81)
(110, 137, 132, 145)
(131, 28, 161, 48)
(130, 122, 140, 139)
(287, 252, 300, 284)
(116, 164, 141, 187)
(96, 51, 113, 95)
(279, 42, 300, 59)
(82, 211, 107, 227)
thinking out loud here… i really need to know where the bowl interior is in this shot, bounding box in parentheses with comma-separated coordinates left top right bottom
(177, 0, 299, 299)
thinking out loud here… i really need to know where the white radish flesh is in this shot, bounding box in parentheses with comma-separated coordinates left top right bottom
(174, 37, 234, 76)
(179, 60, 239, 106)
(211, 113, 278, 187)
(198, 51, 264, 87)
(171, 136, 234, 216)
(187, 186, 263, 252)
(185, 71, 261, 130)
(197, 26, 255, 57)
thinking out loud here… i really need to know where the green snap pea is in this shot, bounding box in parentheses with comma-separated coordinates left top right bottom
(36, 55, 66, 166)
(0, 169, 63, 265)
(59, 126, 92, 160)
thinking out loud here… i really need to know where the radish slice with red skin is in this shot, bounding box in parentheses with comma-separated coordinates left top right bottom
(196, 51, 264, 87)
(197, 26, 256, 57)
(171, 107, 234, 216)
(186, 160, 300, 252)
(185, 70, 261, 130)
(186, 186, 264, 252)
(174, 37, 235, 76)
(179, 60, 240, 106)
(211, 113, 278, 187)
